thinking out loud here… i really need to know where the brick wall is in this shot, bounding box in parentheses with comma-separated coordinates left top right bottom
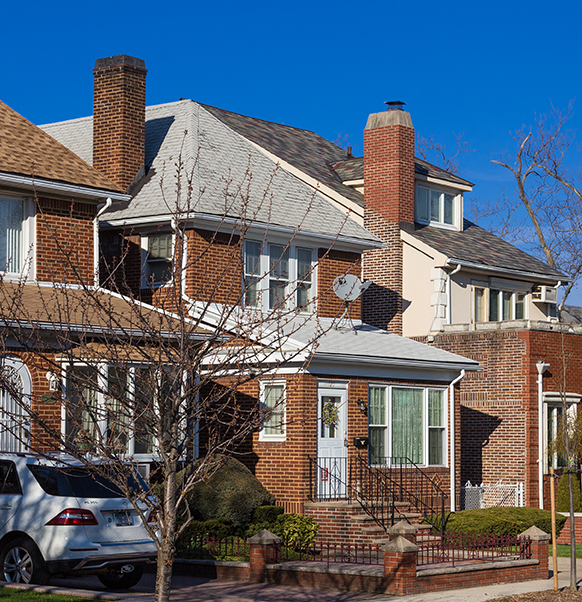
(317, 249, 361, 320)
(36, 196, 96, 283)
(93, 55, 146, 192)
(414, 328, 582, 508)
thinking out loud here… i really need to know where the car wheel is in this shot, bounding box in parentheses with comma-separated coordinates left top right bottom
(0, 538, 49, 585)
(97, 564, 144, 589)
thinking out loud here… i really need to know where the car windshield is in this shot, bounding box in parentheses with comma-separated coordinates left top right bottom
(28, 465, 146, 498)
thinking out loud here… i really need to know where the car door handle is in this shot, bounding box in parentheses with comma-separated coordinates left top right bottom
(0, 505, 12, 509)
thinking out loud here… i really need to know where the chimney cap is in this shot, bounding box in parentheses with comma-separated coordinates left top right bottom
(94, 55, 146, 70)
(385, 101, 406, 111)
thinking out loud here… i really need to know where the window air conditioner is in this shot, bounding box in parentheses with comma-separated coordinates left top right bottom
(532, 285, 558, 304)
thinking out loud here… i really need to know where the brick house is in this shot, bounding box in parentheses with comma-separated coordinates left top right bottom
(41, 55, 482, 523)
(0, 98, 212, 462)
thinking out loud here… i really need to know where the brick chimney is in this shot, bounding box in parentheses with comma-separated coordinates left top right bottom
(93, 55, 147, 192)
(362, 104, 415, 335)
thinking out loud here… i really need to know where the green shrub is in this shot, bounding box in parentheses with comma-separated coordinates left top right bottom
(253, 505, 284, 524)
(556, 473, 582, 513)
(153, 457, 275, 531)
(274, 513, 319, 549)
(244, 521, 274, 538)
(426, 507, 566, 539)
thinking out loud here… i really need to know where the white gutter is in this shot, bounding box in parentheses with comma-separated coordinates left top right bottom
(446, 258, 566, 286)
(102, 213, 383, 252)
(447, 264, 462, 325)
(449, 369, 465, 512)
(94, 198, 112, 287)
(537, 361, 550, 508)
(0, 172, 130, 202)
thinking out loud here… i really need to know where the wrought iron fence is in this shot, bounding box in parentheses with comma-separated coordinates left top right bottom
(273, 540, 383, 567)
(417, 531, 532, 567)
(187, 535, 250, 560)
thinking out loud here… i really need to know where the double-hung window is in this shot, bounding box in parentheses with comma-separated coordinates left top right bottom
(416, 185, 459, 229)
(259, 381, 286, 441)
(243, 240, 315, 312)
(0, 196, 34, 277)
(368, 385, 446, 466)
(142, 233, 173, 287)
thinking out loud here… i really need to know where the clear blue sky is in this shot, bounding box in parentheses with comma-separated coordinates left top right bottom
(3, 0, 582, 300)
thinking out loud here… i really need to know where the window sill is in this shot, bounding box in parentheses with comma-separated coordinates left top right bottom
(258, 435, 286, 443)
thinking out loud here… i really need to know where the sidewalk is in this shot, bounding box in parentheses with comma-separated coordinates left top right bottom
(6, 556, 582, 602)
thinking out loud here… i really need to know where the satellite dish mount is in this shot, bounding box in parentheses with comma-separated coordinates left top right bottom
(332, 275, 371, 332)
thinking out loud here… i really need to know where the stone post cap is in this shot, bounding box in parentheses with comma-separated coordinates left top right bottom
(382, 535, 418, 553)
(521, 526, 550, 541)
(247, 529, 282, 544)
(387, 520, 418, 536)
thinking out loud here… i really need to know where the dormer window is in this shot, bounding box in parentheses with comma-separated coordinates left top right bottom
(244, 240, 315, 312)
(415, 185, 461, 229)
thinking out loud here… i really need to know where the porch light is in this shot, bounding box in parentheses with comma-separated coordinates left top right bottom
(354, 398, 367, 413)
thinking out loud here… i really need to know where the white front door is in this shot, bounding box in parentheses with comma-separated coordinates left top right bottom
(0, 358, 31, 452)
(317, 383, 348, 498)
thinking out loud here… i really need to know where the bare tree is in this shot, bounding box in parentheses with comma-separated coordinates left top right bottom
(0, 158, 351, 602)
(489, 103, 582, 308)
(416, 132, 472, 176)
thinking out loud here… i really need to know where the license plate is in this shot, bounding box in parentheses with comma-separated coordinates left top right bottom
(114, 512, 133, 527)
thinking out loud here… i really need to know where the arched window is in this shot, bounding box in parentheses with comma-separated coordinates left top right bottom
(0, 357, 31, 452)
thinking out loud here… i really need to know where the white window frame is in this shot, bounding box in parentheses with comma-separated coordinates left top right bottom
(415, 184, 462, 230)
(0, 195, 36, 280)
(243, 240, 316, 313)
(62, 362, 189, 462)
(259, 380, 286, 442)
(367, 384, 448, 467)
(472, 280, 528, 323)
(141, 232, 174, 288)
(543, 392, 581, 473)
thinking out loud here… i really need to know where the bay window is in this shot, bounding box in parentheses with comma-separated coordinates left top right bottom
(368, 385, 446, 466)
(64, 363, 184, 458)
(243, 240, 315, 312)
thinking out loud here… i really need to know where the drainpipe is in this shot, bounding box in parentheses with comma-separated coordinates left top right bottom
(537, 361, 550, 509)
(449, 369, 465, 512)
(447, 264, 462, 325)
(94, 198, 112, 288)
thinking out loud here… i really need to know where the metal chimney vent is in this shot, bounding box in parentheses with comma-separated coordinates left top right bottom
(385, 101, 406, 111)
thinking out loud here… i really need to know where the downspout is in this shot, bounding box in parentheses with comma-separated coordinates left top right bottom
(447, 264, 462, 326)
(537, 361, 550, 509)
(94, 198, 112, 288)
(449, 369, 465, 512)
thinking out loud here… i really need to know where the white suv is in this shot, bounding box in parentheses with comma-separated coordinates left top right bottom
(0, 453, 157, 589)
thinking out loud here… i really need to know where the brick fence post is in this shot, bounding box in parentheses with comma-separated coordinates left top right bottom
(387, 520, 418, 543)
(521, 526, 550, 579)
(382, 535, 417, 595)
(247, 529, 281, 583)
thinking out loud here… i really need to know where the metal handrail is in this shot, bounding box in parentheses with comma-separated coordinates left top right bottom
(308, 455, 449, 535)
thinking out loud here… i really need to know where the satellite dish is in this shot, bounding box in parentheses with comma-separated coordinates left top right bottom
(332, 275, 372, 332)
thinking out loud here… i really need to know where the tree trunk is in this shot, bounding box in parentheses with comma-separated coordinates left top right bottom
(155, 465, 178, 602)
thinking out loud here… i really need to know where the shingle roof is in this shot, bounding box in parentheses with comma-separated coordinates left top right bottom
(0, 282, 211, 336)
(403, 220, 566, 280)
(42, 101, 378, 244)
(330, 156, 473, 188)
(286, 317, 479, 372)
(0, 100, 122, 193)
